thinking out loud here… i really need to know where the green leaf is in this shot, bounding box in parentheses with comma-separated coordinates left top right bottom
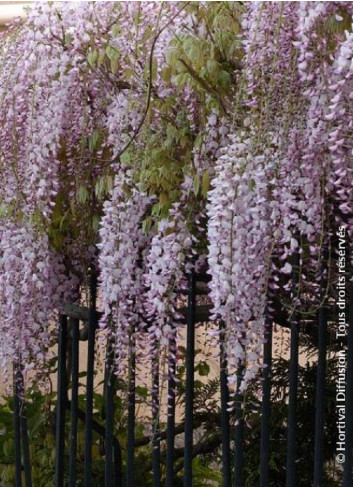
(0, 203, 7, 218)
(136, 386, 148, 399)
(97, 50, 105, 67)
(112, 25, 120, 37)
(159, 192, 169, 207)
(195, 361, 210, 377)
(87, 49, 98, 67)
(3, 439, 12, 457)
(218, 70, 231, 89)
(91, 214, 100, 231)
(89, 131, 100, 152)
(207, 58, 218, 75)
(166, 48, 178, 67)
(193, 174, 200, 196)
(142, 217, 152, 235)
(76, 185, 89, 204)
(95, 175, 113, 199)
(106, 45, 119, 62)
(110, 57, 119, 74)
(201, 171, 210, 197)
(151, 203, 161, 216)
(64, 33, 73, 45)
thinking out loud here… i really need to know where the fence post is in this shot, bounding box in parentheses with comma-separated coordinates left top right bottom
(260, 317, 273, 487)
(184, 269, 196, 487)
(104, 340, 116, 487)
(84, 272, 97, 487)
(313, 253, 328, 487)
(69, 318, 80, 487)
(234, 362, 244, 487)
(152, 348, 161, 487)
(55, 314, 68, 487)
(20, 411, 32, 487)
(113, 438, 123, 486)
(219, 321, 231, 487)
(286, 251, 300, 486)
(13, 363, 22, 487)
(343, 284, 353, 486)
(13, 363, 31, 486)
(126, 336, 136, 487)
(165, 338, 176, 487)
(17, 367, 32, 488)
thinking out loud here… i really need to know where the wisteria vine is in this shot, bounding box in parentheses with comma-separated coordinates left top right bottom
(0, 2, 352, 397)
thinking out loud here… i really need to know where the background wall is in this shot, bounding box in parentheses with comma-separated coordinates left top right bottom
(0, 2, 28, 29)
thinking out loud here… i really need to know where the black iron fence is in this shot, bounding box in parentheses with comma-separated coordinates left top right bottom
(9, 265, 353, 487)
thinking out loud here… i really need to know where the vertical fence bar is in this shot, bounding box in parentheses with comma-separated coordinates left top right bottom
(20, 409, 32, 487)
(69, 319, 80, 487)
(184, 270, 196, 487)
(286, 251, 300, 487)
(343, 284, 353, 486)
(313, 254, 328, 487)
(260, 317, 273, 487)
(13, 363, 22, 487)
(152, 348, 161, 487)
(55, 314, 68, 487)
(126, 338, 136, 487)
(84, 273, 97, 487)
(17, 367, 32, 487)
(113, 438, 123, 486)
(166, 338, 176, 487)
(234, 362, 244, 487)
(104, 341, 115, 487)
(219, 321, 231, 487)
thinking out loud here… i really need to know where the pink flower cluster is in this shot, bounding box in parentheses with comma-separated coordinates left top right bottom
(0, 221, 77, 372)
(1, 1, 353, 394)
(0, 2, 187, 372)
(207, 1, 353, 389)
(98, 171, 152, 374)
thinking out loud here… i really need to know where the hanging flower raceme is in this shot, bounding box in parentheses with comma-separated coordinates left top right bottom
(143, 204, 193, 361)
(324, 29, 353, 239)
(98, 172, 153, 375)
(0, 221, 78, 375)
(207, 135, 279, 389)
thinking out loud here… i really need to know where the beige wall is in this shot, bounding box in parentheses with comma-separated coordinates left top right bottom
(0, 2, 28, 28)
